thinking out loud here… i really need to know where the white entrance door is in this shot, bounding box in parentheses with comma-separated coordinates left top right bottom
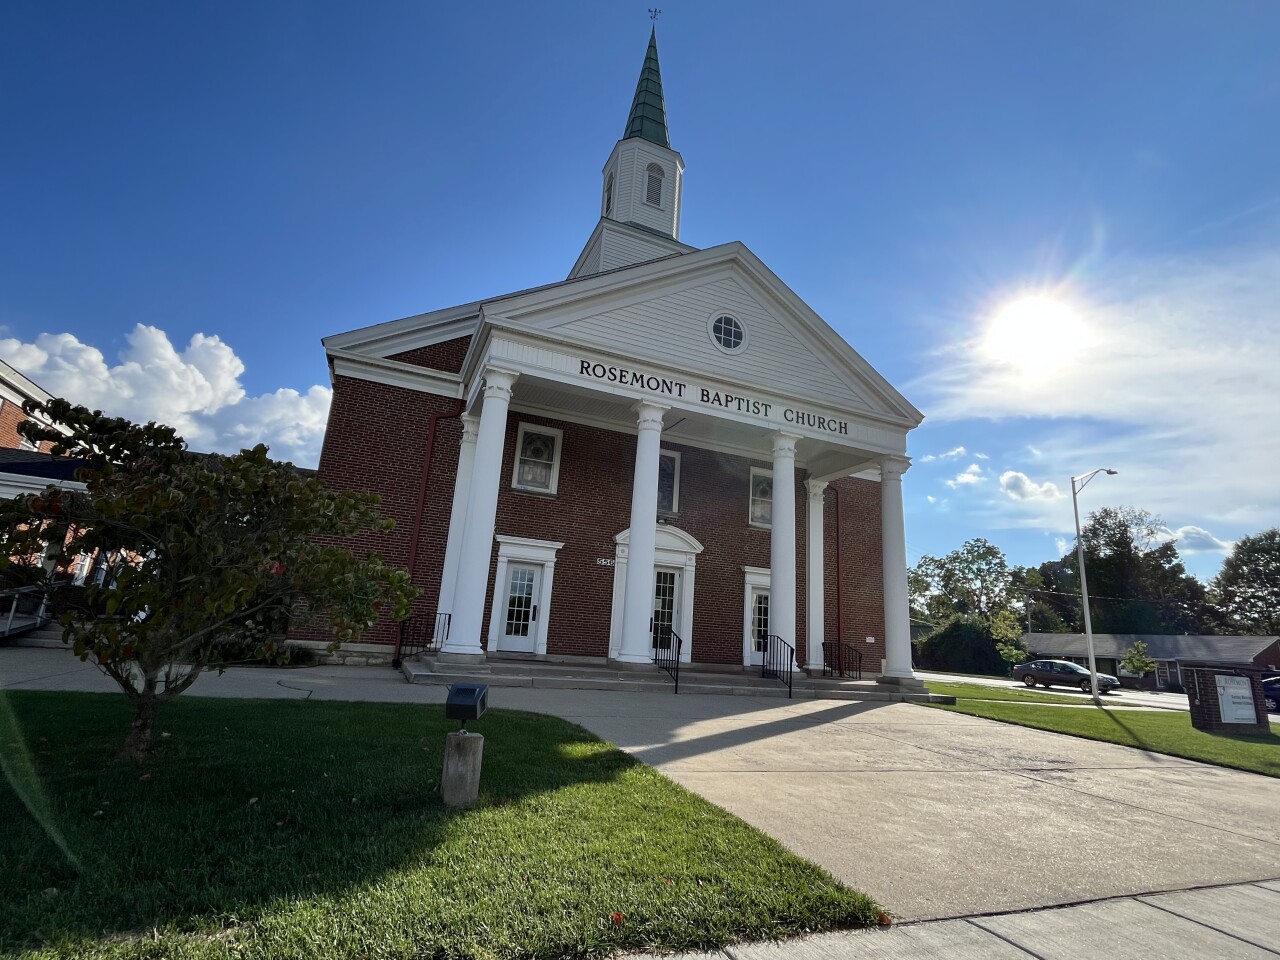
(497, 563, 542, 653)
(651, 567, 682, 654)
(747, 586, 770, 666)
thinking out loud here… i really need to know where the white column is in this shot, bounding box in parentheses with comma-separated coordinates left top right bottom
(616, 401, 668, 663)
(436, 414, 479, 616)
(879, 457, 918, 682)
(441, 368, 517, 658)
(769, 433, 799, 662)
(805, 479, 828, 672)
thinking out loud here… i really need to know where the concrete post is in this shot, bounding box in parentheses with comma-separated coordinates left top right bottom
(441, 732, 484, 808)
(443, 368, 517, 659)
(616, 401, 668, 663)
(769, 433, 799, 663)
(806, 479, 828, 672)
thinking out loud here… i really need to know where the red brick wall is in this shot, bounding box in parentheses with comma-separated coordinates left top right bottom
(0, 399, 51, 452)
(389, 336, 472, 374)
(309, 380, 887, 670)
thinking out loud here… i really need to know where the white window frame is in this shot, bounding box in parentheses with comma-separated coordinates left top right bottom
(658, 449, 681, 514)
(511, 422, 564, 495)
(487, 536, 564, 656)
(645, 162, 665, 206)
(749, 467, 773, 528)
(707, 312, 749, 355)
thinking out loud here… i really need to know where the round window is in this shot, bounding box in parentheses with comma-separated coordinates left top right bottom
(709, 314, 746, 353)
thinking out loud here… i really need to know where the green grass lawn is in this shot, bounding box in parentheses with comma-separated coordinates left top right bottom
(0, 692, 879, 960)
(924, 680, 1103, 705)
(930, 699, 1280, 778)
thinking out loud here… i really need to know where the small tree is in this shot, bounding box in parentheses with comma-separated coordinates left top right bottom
(1120, 640, 1157, 678)
(992, 611, 1030, 671)
(0, 400, 416, 760)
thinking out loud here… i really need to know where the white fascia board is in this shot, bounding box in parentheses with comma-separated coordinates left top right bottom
(322, 307, 481, 359)
(329, 350, 463, 399)
(0, 472, 86, 499)
(0, 360, 54, 405)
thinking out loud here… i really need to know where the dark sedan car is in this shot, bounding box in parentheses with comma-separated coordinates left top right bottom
(1013, 659, 1121, 693)
(1264, 678, 1278, 713)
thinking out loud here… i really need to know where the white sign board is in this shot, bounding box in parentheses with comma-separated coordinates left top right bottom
(1215, 675, 1257, 724)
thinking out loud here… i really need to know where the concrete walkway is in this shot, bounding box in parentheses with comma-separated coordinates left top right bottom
(638, 880, 1280, 959)
(5, 647, 1280, 927)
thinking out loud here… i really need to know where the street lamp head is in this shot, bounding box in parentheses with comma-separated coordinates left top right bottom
(1104, 469, 1118, 475)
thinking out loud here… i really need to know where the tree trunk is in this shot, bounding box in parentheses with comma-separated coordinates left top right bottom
(119, 695, 157, 762)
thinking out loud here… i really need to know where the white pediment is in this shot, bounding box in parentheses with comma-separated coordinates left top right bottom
(485, 243, 922, 426)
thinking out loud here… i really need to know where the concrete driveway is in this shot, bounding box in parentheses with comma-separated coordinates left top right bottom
(4, 647, 1279, 921)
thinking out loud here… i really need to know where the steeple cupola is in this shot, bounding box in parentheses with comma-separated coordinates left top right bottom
(600, 28, 685, 240)
(568, 28, 693, 280)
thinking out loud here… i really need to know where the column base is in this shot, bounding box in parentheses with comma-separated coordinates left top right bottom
(611, 651, 656, 666)
(876, 674, 928, 693)
(438, 650, 487, 665)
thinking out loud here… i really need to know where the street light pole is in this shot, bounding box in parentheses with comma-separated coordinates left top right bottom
(1071, 467, 1117, 706)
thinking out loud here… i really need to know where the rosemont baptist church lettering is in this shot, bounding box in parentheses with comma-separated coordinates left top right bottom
(578, 360, 851, 435)
(307, 30, 925, 688)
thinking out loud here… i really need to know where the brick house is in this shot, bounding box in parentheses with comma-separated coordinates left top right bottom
(310, 32, 925, 685)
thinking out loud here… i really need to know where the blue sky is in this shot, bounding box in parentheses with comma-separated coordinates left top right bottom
(3, 1, 1278, 579)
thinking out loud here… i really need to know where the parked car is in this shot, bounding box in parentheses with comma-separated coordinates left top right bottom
(1013, 659, 1121, 693)
(1263, 677, 1278, 713)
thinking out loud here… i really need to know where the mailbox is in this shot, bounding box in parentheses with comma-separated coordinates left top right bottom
(445, 683, 488, 728)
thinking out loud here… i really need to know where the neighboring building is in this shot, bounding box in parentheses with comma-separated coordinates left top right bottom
(0, 360, 80, 499)
(0, 358, 54, 454)
(311, 31, 925, 683)
(1025, 632, 1280, 689)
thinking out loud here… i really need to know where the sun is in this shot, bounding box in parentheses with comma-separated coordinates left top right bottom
(981, 295, 1090, 372)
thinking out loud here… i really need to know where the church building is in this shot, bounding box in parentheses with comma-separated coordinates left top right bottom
(312, 31, 925, 688)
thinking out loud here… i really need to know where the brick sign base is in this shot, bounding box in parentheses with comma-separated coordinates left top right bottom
(1184, 667, 1271, 735)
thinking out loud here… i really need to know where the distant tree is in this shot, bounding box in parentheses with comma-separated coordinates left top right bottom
(1010, 565, 1069, 633)
(1120, 640, 1157, 677)
(911, 538, 1013, 622)
(992, 610, 1030, 669)
(0, 400, 416, 761)
(1052, 507, 1209, 634)
(1209, 528, 1280, 635)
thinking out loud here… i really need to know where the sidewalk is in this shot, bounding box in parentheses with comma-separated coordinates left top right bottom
(644, 880, 1280, 959)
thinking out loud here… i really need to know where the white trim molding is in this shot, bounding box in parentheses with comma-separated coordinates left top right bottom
(487, 535, 565, 656)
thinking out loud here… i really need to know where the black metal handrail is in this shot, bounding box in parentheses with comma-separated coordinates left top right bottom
(392, 611, 451, 668)
(653, 627, 682, 694)
(762, 634, 794, 698)
(821, 640, 862, 680)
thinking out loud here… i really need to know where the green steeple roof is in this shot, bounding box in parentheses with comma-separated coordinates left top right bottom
(624, 28, 670, 148)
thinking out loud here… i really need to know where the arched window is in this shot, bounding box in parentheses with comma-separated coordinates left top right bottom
(645, 163, 664, 206)
(604, 172, 615, 216)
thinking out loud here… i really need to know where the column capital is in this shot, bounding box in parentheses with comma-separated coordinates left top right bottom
(633, 400, 669, 432)
(481, 366, 519, 400)
(459, 414, 480, 444)
(880, 457, 911, 482)
(806, 478, 829, 503)
(771, 431, 802, 458)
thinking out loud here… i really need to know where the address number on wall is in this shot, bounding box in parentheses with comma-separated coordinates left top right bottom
(596, 558, 616, 566)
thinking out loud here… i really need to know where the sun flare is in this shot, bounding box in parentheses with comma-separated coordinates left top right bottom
(982, 295, 1089, 372)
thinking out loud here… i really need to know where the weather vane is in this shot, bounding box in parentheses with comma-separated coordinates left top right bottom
(649, 8, 661, 22)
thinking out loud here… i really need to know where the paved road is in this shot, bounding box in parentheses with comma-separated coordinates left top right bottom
(5, 647, 1279, 926)
(917, 669, 1193, 712)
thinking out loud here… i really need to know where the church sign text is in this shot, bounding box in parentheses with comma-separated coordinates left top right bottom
(577, 359, 848, 435)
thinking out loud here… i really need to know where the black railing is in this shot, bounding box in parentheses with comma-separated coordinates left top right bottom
(653, 628, 682, 694)
(392, 612, 451, 668)
(821, 640, 863, 680)
(761, 634, 794, 698)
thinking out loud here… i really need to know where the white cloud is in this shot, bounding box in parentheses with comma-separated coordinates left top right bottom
(1000, 470, 1063, 502)
(914, 247, 1280, 532)
(926, 495, 937, 503)
(920, 445, 967, 464)
(0, 325, 330, 466)
(1054, 537, 1071, 556)
(1157, 525, 1233, 555)
(946, 463, 984, 488)
(975, 452, 990, 459)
